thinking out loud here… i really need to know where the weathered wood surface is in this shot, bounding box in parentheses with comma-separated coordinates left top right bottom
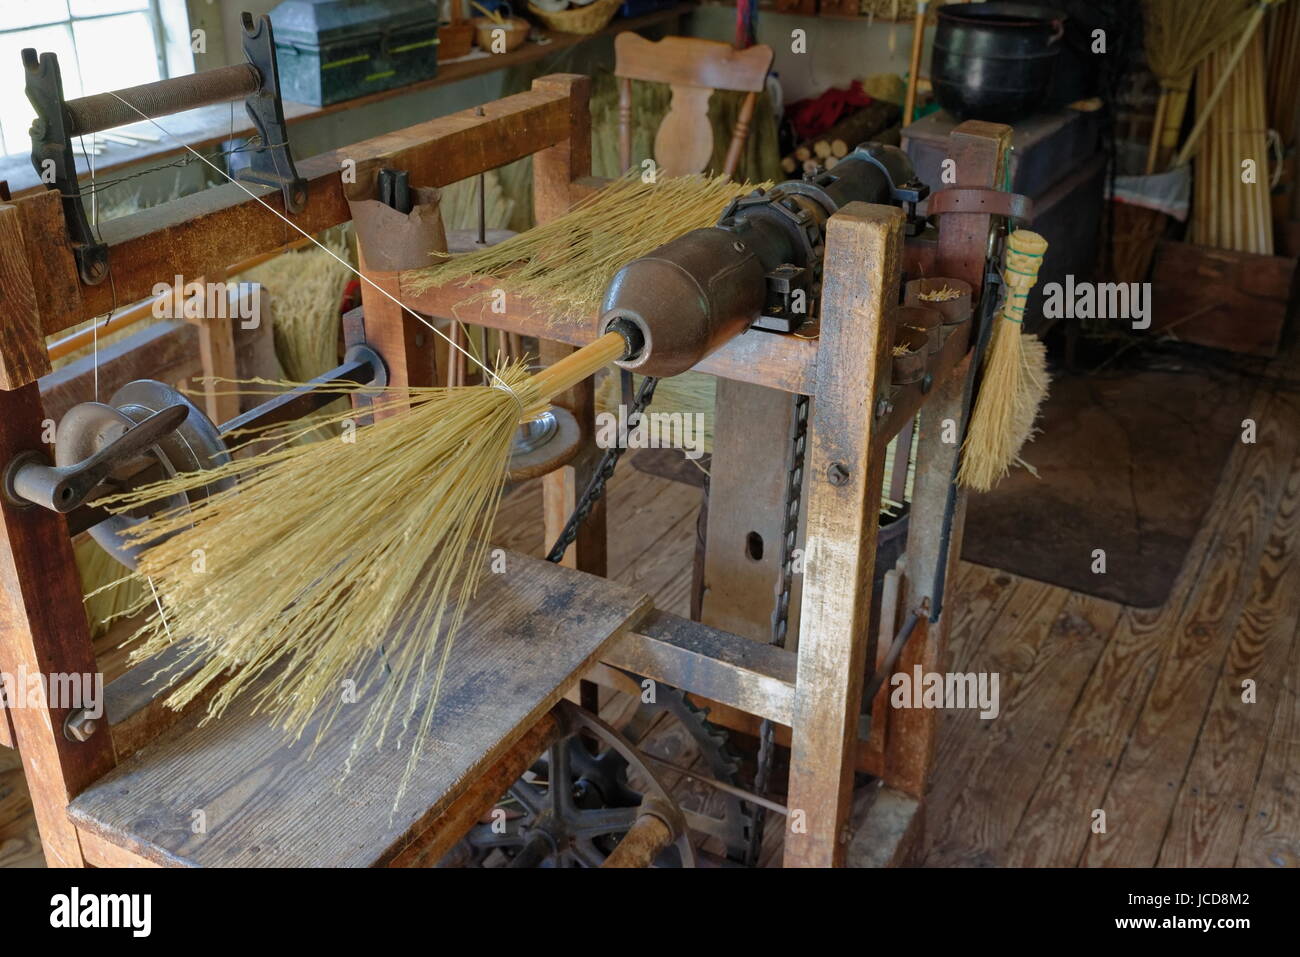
(17, 81, 584, 335)
(603, 610, 797, 726)
(1160, 452, 1300, 865)
(67, 554, 650, 867)
(1002, 379, 1300, 866)
(785, 203, 903, 867)
(920, 587, 1121, 866)
(699, 378, 802, 642)
(400, 276, 821, 395)
(0, 383, 116, 867)
(38, 322, 200, 423)
(0, 205, 51, 389)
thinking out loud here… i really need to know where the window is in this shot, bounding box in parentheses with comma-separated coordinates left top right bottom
(0, 0, 195, 157)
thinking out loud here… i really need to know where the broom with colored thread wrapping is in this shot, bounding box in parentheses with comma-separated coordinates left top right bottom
(957, 229, 1050, 492)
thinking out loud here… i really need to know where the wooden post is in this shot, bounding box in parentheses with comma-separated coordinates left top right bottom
(784, 203, 904, 867)
(0, 213, 114, 866)
(187, 269, 241, 423)
(883, 120, 1010, 796)
(699, 379, 801, 643)
(358, 249, 435, 417)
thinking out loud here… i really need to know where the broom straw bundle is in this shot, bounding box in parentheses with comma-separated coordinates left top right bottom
(405, 173, 764, 322)
(1142, 0, 1260, 173)
(101, 333, 625, 803)
(957, 229, 1050, 492)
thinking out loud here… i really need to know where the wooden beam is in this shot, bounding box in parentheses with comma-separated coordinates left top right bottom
(18, 84, 578, 335)
(0, 383, 116, 866)
(601, 610, 797, 725)
(0, 205, 51, 389)
(396, 275, 821, 394)
(784, 203, 904, 868)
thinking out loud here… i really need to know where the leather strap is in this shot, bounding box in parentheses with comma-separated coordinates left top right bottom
(928, 187, 1034, 223)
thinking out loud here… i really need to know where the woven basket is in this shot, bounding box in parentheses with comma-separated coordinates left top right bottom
(528, 0, 621, 36)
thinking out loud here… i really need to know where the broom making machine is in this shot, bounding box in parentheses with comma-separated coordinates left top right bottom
(0, 53, 1019, 866)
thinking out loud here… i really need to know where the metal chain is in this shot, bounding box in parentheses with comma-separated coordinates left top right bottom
(745, 391, 810, 865)
(545, 375, 659, 564)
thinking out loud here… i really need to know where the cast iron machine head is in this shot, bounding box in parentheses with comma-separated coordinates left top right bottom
(599, 143, 928, 378)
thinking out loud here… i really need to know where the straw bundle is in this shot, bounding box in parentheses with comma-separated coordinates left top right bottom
(76, 537, 144, 639)
(99, 334, 625, 803)
(404, 173, 765, 323)
(957, 230, 1050, 492)
(1142, 0, 1259, 173)
(239, 234, 354, 381)
(437, 170, 515, 233)
(1188, 30, 1273, 254)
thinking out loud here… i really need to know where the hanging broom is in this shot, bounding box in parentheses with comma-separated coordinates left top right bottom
(957, 229, 1050, 492)
(97, 333, 628, 803)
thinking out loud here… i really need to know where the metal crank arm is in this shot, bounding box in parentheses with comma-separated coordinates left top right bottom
(3, 404, 189, 513)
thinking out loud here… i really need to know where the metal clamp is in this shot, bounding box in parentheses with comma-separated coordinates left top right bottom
(23, 13, 306, 285)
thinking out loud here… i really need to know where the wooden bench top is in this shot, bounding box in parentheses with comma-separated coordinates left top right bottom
(67, 553, 651, 867)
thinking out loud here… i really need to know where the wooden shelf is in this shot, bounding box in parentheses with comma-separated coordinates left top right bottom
(0, 4, 694, 198)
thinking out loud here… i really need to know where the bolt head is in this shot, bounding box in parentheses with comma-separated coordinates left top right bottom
(827, 462, 850, 486)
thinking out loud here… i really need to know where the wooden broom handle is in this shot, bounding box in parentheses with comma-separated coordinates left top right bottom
(1172, 1, 1269, 168)
(903, 0, 929, 127)
(528, 331, 627, 403)
(1000, 229, 1048, 323)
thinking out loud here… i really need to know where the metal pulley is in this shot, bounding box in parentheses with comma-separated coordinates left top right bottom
(3, 345, 389, 570)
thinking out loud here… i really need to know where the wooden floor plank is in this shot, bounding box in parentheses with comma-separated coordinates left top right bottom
(1081, 394, 1300, 867)
(918, 579, 1070, 865)
(1004, 389, 1292, 867)
(943, 563, 1022, 673)
(1159, 454, 1300, 865)
(1237, 614, 1300, 867)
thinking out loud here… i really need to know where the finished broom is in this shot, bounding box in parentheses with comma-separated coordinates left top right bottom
(957, 229, 1050, 492)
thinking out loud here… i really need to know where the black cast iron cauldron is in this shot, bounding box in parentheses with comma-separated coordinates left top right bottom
(932, 3, 1067, 122)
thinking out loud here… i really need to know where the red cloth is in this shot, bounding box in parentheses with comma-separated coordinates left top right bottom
(786, 81, 873, 142)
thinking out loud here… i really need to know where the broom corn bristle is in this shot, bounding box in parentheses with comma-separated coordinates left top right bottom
(957, 229, 1050, 492)
(404, 173, 768, 323)
(98, 335, 623, 808)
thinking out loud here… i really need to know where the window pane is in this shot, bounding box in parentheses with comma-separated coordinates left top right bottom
(0, 24, 81, 157)
(0, 1, 69, 30)
(72, 12, 160, 97)
(69, 0, 149, 16)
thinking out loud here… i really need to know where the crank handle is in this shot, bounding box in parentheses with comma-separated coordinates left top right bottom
(3, 404, 189, 513)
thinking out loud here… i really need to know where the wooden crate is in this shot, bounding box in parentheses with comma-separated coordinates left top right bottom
(1151, 240, 1297, 358)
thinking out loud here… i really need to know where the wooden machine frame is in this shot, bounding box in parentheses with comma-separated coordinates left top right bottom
(0, 74, 1009, 867)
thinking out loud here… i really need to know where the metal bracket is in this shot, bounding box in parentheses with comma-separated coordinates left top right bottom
(22, 13, 306, 285)
(236, 13, 307, 213)
(22, 49, 107, 285)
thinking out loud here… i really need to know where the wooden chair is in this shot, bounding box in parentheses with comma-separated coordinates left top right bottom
(614, 34, 774, 179)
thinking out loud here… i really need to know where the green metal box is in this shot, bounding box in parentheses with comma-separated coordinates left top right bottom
(269, 0, 440, 108)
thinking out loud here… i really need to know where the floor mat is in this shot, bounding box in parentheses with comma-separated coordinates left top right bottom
(961, 365, 1256, 608)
